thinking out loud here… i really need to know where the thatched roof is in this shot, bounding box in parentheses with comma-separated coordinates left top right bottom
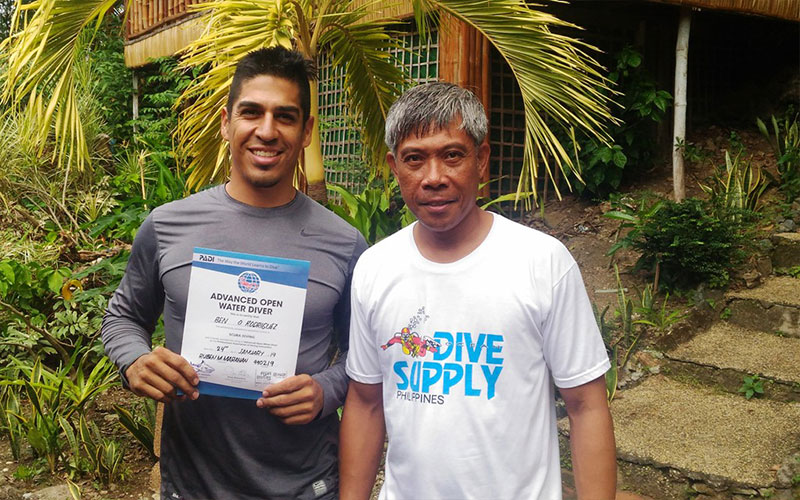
(647, 0, 799, 21)
(123, 0, 797, 68)
(124, 14, 206, 68)
(355, 0, 799, 22)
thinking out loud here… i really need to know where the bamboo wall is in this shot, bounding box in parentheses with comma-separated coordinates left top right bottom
(438, 14, 491, 191)
(126, 0, 206, 40)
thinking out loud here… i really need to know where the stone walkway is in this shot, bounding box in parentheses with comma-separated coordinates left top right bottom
(601, 271, 800, 498)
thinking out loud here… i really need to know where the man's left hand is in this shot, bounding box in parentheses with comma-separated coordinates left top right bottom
(256, 374, 324, 425)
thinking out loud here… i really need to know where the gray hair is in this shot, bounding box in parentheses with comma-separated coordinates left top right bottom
(384, 82, 488, 153)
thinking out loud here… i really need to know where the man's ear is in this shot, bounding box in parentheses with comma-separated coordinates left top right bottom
(302, 115, 315, 148)
(220, 107, 230, 141)
(387, 151, 398, 178)
(477, 142, 490, 179)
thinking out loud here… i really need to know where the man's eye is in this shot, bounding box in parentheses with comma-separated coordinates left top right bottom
(403, 155, 423, 164)
(240, 109, 259, 117)
(444, 151, 466, 162)
(276, 113, 297, 123)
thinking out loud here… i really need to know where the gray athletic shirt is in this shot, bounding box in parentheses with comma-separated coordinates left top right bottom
(102, 185, 367, 499)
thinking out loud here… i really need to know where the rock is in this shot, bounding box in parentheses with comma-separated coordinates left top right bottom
(776, 453, 800, 487)
(768, 489, 795, 500)
(0, 486, 24, 500)
(25, 485, 70, 500)
(634, 351, 662, 370)
(757, 239, 774, 252)
(742, 270, 761, 288)
(777, 219, 797, 232)
(755, 256, 772, 278)
(730, 487, 759, 495)
(691, 482, 715, 494)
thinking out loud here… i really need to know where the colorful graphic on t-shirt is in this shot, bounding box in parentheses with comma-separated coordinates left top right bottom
(381, 327, 440, 358)
(385, 307, 505, 403)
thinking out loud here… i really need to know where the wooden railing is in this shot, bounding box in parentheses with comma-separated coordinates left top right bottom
(126, 0, 207, 41)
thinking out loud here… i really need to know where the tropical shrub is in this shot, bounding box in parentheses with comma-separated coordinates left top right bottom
(595, 267, 684, 403)
(631, 198, 745, 290)
(699, 148, 769, 217)
(606, 193, 753, 290)
(327, 177, 415, 246)
(604, 191, 665, 259)
(1, 354, 117, 474)
(90, 12, 133, 145)
(758, 110, 800, 202)
(568, 47, 672, 198)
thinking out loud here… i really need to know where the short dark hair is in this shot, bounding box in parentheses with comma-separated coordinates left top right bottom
(227, 46, 318, 121)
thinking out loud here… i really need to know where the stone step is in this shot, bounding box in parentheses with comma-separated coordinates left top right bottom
(772, 232, 800, 269)
(606, 376, 800, 498)
(663, 322, 800, 402)
(726, 276, 800, 337)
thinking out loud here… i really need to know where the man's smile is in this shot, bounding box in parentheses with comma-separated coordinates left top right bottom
(251, 150, 279, 158)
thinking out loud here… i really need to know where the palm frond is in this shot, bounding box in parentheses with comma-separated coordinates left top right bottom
(0, 0, 120, 172)
(175, 0, 297, 189)
(318, 0, 408, 171)
(421, 0, 616, 204)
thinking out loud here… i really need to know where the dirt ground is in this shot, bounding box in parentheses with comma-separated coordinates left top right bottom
(0, 126, 781, 499)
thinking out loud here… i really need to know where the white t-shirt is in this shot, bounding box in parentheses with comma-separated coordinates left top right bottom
(346, 212, 610, 500)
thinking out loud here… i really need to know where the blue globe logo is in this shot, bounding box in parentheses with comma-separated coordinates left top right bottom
(237, 271, 260, 293)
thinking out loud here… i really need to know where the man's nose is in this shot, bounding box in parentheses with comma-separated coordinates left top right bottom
(255, 114, 278, 141)
(421, 157, 447, 189)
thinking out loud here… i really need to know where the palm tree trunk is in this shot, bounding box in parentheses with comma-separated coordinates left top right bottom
(305, 83, 327, 205)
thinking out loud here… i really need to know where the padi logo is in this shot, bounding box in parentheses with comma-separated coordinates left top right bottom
(198, 254, 214, 262)
(237, 271, 261, 293)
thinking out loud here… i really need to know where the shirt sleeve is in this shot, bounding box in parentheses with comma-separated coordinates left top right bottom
(311, 231, 369, 417)
(541, 259, 610, 389)
(344, 256, 383, 384)
(101, 215, 164, 384)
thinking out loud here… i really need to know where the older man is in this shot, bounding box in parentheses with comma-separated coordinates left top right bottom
(340, 82, 615, 499)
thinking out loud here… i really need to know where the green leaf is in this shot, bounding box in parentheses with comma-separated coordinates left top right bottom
(598, 147, 613, 164)
(47, 271, 64, 294)
(612, 150, 627, 168)
(66, 478, 82, 499)
(756, 117, 768, 137)
(603, 210, 637, 222)
(27, 427, 47, 455)
(0, 261, 14, 283)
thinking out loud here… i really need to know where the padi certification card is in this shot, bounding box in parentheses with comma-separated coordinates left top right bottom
(180, 247, 310, 399)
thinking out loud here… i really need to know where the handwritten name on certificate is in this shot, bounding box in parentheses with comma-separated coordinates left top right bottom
(181, 247, 310, 399)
